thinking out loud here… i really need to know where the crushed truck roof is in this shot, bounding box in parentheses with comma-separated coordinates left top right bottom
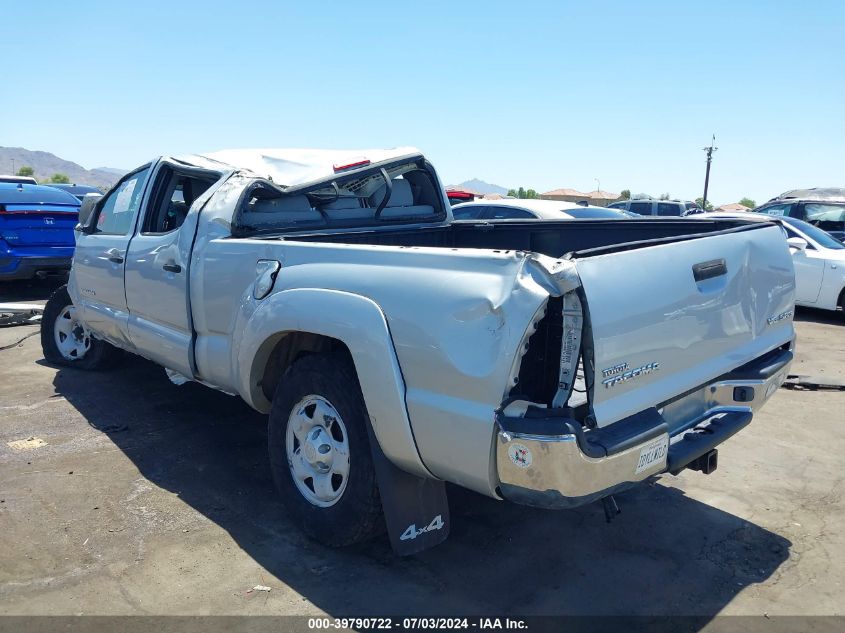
(191, 147, 423, 188)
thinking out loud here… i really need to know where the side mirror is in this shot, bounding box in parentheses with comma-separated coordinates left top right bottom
(787, 237, 808, 252)
(78, 193, 102, 231)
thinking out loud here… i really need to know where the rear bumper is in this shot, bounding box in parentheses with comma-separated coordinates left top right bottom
(496, 345, 793, 509)
(0, 255, 73, 280)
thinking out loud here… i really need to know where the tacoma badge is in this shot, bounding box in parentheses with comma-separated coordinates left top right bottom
(602, 362, 661, 388)
(767, 310, 793, 325)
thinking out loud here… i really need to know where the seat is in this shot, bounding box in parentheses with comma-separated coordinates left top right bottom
(368, 179, 435, 220)
(163, 200, 188, 232)
(321, 195, 371, 221)
(240, 194, 323, 229)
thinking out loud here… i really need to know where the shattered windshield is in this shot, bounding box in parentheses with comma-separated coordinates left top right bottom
(805, 203, 845, 223)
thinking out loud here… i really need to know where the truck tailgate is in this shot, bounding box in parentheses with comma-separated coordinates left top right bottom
(574, 224, 795, 428)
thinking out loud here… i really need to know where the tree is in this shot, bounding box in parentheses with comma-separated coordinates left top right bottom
(739, 197, 756, 209)
(507, 187, 539, 199)
(695, 197, 714, 211)
(16, 166, 34, 177)
(659, 192, 671, 200)
(619, 189, 631, 200)
(50, 173, 71, 184)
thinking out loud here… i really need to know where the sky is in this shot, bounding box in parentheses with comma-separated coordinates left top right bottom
(2, 0, 844, 205)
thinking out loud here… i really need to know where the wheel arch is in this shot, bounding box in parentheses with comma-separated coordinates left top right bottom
(258, 331, 352, 403)
(237, 288, 432, 479)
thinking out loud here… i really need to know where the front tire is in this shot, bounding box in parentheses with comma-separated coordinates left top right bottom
(268, 352, 384, 547)
(40, 285, 122, 370)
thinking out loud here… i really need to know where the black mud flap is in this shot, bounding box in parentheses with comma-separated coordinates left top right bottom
(365, 422, 450, 556)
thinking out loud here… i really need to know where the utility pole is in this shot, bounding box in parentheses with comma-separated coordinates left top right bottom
(701, 135, 717, 210)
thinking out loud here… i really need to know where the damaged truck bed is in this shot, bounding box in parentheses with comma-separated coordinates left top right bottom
(41, 147, 796, 554)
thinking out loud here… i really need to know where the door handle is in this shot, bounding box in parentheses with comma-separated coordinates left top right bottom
(163, 262, 182, 273)
(692, 258, 727, 282)
(105, 248, 124, 264)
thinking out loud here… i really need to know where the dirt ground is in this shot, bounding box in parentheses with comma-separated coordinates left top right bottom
(1, 278, 843, 618)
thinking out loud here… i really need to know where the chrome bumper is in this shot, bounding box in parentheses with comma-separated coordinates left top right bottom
(496, 347, 793, 509)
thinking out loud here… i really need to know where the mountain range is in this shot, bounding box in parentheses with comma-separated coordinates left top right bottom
(449, 178, 509, 195)
(2, 148, 513, 198)
(0, 147, 126, 189)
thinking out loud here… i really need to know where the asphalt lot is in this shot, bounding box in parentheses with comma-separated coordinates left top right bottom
(1, 278, 843, 618)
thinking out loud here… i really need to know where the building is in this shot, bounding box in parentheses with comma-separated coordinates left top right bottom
(540, 188, 620, 207)
(715, 203, 752, 212)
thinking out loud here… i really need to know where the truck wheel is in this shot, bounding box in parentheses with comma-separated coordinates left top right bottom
(40, 285, 122, 370)
(268, 353, 384, 547)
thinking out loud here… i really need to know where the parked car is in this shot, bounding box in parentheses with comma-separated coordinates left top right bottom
(608, 199, 699, 217)
(453, 199, 633, 220)
(41, 148, 794, 554)
(445, 188, 477, 205)
(755, 188, 845, 242)
(698, 211, 845, 317)
(0, 174, 38, 185)
(0, 183, 80, 280)
(42, 183, 103, 201)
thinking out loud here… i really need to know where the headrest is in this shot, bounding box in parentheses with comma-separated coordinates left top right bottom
(322, 196, 362, 210)
(370, 179, 414, 207)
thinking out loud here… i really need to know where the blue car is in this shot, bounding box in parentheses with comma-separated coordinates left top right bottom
(42, 183, 103, 201)
(0, 183, 80, 280)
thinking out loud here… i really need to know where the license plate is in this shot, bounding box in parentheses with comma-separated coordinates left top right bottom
(635, 436, 669, 474)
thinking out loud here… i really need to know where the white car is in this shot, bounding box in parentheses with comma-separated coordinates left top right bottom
(698, 212, 845, 317)
(452, 198, 634, 220)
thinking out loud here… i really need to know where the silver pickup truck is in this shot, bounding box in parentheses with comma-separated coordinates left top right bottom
(41, 148, 795, 554)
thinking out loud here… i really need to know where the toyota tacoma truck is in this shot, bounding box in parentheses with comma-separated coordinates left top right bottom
(40, 148, 796, 554)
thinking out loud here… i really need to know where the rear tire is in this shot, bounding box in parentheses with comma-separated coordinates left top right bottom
(40, 285, 122, 370)
(268, 352, 384, 547)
